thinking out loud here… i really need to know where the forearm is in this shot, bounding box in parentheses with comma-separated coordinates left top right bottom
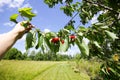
(0, 30, 19, 59)
(0, 21, 32, 59)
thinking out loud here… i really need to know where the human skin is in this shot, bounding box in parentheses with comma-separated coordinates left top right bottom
(0, 21, 32, 59)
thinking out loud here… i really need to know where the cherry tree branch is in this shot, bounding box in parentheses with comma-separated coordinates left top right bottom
(64, 12, 79, 27)
(84, 0, 119, 14)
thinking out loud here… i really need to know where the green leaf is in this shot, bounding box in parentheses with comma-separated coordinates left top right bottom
(100, 26, 108, 29)
(93, 41, 101, 48)
(44, 32, 59, 53)
(25, 32, 33, 50)
(25, 31, 36, 50)
(36, 32, 43, 49)
(78, 26, 87, 32)
(94, 23, 108, 29)
(63, 29, 70, 34)
(64, 25, 74, 31)
(82, 8, 89, 17)
(10, 14, 18, 23)
(105, 30, 118, 41)
(31, 30, 37, 46)
(59, 37, 69, 52)
(94, 23, 104, 26)
(101, 68, 107, 74)
(18, 7, 36, 21)
(44, 37, 53, 51)
(45, 32, 57, 39)
(76, 38, 89, 56)
(60, 5, 74, 16)
(77, 32, 83, 36)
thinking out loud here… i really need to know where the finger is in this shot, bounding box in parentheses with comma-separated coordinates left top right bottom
(25, 22, 35, 28)
(26, 27, 31, 30)
(20, 21, 31, 28)
(26, 21, 31, 25)
(24, 29, 31, 33)
(24, 26, 33, 33)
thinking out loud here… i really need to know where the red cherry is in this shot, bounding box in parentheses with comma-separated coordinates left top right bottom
(51, 37, 60, 43)
(69, 35, 76, 42)
(61, 40, 64, 44)
(54, 37, 60, 42)
(69, 35, 76, 39)
(51, 38, 55, 43)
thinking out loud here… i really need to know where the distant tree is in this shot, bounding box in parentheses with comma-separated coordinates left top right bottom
(34, 51, 44, 61)
(74, 53, 81, 61)
(43, 52, 52, 61)
(29, 50, 72, 61)
(3, 48, 23, 60)
(56, 54, 72, 61)
(22, 52, 28, 60)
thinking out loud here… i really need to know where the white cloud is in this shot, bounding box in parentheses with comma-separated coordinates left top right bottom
(21, 3, 32, 8)
(0, 0, 11, 11)
(58, 45, 80, 56)
(33, 10, 38, 14)
(44, 29, 51, 33)
(3, 22, 15, 27)
(67, 45, 80, 56)
(0, 0, 31, 12)
(0, 0, 24, 8)
(0, 0, 11, 7)
(9, 0, 24, 8)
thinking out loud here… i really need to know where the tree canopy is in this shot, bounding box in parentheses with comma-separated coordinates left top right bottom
(9, 0, 120, 79)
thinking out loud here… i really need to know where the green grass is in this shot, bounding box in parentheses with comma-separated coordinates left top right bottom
(0, 60, 101, 80)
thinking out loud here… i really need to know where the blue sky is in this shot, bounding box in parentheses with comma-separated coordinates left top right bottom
(0, 0, 96, 55)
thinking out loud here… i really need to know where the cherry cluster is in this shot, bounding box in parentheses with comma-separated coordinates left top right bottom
(51, 34, 76, 44)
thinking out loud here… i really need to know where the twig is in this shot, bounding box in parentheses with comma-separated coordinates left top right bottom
(84, 0, 119, 14)
(64, 11, 79, 27)
(19, 13, 26, 21)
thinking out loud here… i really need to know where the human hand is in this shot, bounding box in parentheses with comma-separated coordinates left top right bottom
(12, 21, 33, 39)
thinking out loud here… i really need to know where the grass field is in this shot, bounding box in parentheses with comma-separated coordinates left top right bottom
(0, 60, 101, 80)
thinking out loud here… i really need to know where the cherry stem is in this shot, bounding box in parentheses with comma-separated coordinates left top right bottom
(19, 13, 38, 30)
(19, 13, 26, 21)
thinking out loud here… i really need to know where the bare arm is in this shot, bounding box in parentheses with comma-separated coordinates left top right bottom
(0, 21, 32, 59)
